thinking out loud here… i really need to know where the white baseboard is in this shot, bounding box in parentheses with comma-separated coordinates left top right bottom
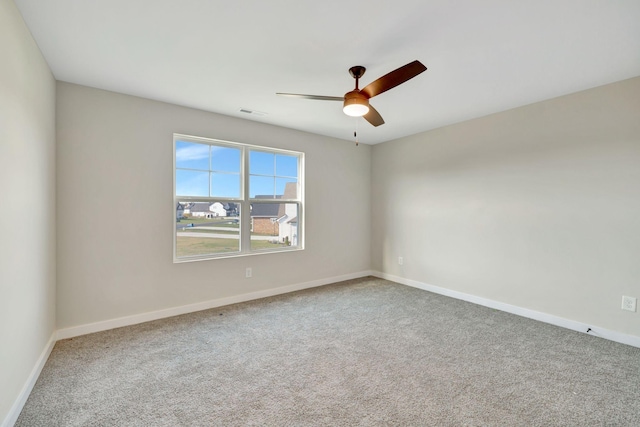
(2, 333, 56, 427)
(14, 270, 636, 427)
(5, 271, 373, 426)
(371, 271, 640, 349)
(57, 270, 374, 340)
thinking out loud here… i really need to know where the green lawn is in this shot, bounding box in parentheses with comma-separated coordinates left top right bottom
(213, 222, 240, 228)
(176, 236, 239, 257)
(250, 241, 287, 251)
(176, 236, 285, 258)
(180, 229, 239, 235)
(178, 218, 239, 228)
(178, 218, 215, 224)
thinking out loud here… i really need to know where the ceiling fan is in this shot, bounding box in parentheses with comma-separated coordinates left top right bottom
(277, 60, 427, 127)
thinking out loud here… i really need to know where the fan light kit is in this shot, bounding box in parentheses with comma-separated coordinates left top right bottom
(277, 60, 427, 127)
(343, 91, 370, 117)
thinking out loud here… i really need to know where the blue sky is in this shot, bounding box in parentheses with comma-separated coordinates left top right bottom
(175, 141, 298, 198)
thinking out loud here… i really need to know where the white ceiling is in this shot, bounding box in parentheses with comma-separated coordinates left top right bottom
(14, 0, 640, 145)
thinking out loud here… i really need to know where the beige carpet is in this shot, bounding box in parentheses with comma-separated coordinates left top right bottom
(16, 277, 640, 426)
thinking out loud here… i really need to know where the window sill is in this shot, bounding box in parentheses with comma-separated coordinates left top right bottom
(173, 246, 304, 263)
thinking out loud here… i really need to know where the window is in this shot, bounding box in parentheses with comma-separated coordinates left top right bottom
(174, 134, 304, 261)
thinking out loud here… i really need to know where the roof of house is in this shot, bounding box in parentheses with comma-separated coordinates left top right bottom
(251, 194, 282, 218)
(251, 203, 282, 218)
(189, 202, 212, 212)
(277, 182, 298, 217)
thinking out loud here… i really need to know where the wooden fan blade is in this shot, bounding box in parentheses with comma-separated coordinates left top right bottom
(363, 104, 384, 127)
(276, 93, 344, 101)
(360, 60, 427, 99)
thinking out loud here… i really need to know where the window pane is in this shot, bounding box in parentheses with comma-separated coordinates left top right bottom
(250, 175, 275, 198)
(276, 178, 298, 199)
(176, 169, 209, 196)
(175, 141, 209, 170)
(250, 203, 298, 250)
(250, 151, 274, 175)
(211, 146, 241, 173)
(176, 201, 240, 257)
(211, 173, 240, 198)
(276, 154, 298, 178)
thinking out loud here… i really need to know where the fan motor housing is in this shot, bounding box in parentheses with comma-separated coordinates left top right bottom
(344, 90, 369, 106)
(348, 66, 366, 79)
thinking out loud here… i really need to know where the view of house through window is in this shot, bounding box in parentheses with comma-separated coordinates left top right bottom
(174, 134, 303, 261)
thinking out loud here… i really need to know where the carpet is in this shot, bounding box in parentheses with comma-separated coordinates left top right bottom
(16, 277, 640, 426)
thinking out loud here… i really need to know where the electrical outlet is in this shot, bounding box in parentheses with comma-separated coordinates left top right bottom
(246, 267, 252, 278)
(398, 257, 403, 266)
(622, 296, 636, 312)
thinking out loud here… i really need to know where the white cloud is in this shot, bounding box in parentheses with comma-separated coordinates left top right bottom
(176, 144, 208, 162)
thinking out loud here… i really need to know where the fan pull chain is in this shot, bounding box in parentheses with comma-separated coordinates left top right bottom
(354, 119, 359, 146)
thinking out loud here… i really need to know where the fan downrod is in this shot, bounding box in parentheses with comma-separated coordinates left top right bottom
(349, 66, 366, 90)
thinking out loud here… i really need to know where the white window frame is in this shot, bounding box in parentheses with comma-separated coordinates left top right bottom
(173, 133, 304, 262)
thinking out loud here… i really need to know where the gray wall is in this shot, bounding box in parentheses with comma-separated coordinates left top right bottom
(0, 0, 56, 423)
(372, 77, 640, 338)
(3, 2, 639, 419)
(56, 82, 371, 329)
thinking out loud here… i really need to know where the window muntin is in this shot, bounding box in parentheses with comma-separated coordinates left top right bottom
(175, 141, 241, 199)
(174, 135, 303, 262)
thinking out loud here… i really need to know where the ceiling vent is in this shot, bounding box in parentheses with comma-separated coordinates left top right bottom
(239, 108, 268, 117)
